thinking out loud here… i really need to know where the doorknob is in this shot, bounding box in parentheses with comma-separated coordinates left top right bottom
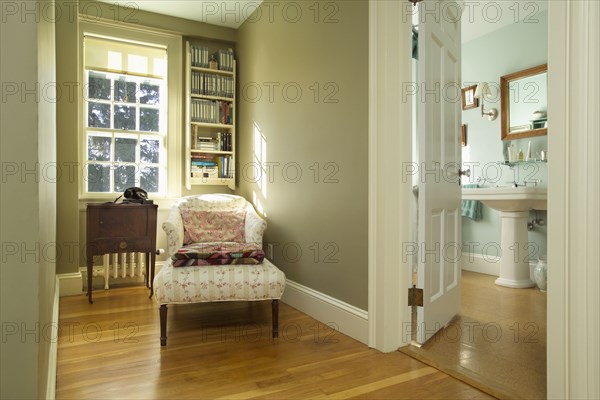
(458, 168, 470, 186)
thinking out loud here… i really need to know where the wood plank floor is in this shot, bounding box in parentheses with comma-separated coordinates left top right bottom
(56, 287, 493, 399)
(400, 271, 546, 400)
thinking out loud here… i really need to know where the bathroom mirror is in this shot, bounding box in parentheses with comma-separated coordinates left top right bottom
(500, 64, 548, 140)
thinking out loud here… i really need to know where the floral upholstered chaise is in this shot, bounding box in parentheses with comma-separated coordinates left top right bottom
(153, 194, 286, 346)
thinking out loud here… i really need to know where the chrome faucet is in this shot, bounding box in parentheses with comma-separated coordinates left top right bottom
(524, 179, 542, 187)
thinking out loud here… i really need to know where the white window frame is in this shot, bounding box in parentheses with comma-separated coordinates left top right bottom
(78, 19, 182, 200)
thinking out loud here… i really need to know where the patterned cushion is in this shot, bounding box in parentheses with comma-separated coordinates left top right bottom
(181, 210, 246, 244)
(153, 258, 286, 304)
(171, 242, 265, 267)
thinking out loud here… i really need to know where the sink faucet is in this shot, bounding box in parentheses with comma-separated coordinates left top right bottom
(524, 179, 542, 187)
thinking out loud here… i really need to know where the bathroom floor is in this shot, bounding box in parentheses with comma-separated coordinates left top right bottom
(400, 270, 547, 399)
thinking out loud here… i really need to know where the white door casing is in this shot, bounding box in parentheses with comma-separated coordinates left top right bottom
(415, 0, 462, 345)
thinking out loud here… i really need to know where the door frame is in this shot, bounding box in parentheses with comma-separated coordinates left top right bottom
(367, 1, 600, 398)
(367, 0, 413, 352)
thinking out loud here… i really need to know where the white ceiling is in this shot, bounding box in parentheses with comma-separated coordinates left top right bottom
(461, 0, 548, 43)
(97, 0, 264, 29)
(99, 0, 547, 41)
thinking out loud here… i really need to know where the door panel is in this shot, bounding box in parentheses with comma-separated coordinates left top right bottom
(416, 0, 462, 345)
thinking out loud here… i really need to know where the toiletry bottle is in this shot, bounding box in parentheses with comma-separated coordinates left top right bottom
(526, 141, 532, 161)
(518, 148, 524, 161)
(508, 144, 515, 162)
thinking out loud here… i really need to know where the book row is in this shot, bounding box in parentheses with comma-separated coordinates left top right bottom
(191, 99, 233, 125)
(191, 156, 232, 179)
(191, 72, 234, 98)
(190, 46, 235, 72)
(194, 132, 232, 152)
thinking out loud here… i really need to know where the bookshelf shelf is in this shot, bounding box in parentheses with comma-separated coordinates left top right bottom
(190, 177, 235, 186)
(185, 40, 236, 190)
(191, 66, 234, 76)
(191, 149, 233, 155)
(191, 94, 234, 102)
(190, 121, 233, 129)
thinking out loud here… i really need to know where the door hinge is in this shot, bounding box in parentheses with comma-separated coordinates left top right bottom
(408, 287, 423, 307)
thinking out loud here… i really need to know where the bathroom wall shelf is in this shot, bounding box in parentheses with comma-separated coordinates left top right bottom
(498, 160, 547, 169)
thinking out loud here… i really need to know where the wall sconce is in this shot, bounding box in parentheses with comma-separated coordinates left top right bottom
(474, 82, 498, 121)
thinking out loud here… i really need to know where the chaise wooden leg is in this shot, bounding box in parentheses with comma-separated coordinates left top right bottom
(272, 299, 279, 339)
(160, 305, 167, 346)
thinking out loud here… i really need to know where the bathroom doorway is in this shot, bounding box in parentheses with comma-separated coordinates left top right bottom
(403, 2, 549, 398)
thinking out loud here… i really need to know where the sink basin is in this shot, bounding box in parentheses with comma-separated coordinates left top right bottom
(462, 186, 547, 289)
(462, 186, 547, 212)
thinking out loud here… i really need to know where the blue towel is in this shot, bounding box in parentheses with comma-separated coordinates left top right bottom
(462, 184, 483, 221)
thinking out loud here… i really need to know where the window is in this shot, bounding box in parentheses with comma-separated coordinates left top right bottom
(80, 21, 182, 198)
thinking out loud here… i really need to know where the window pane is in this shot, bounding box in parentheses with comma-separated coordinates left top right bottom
(87, 136, 111, 161)
(140, 167, 159, 193)
(114, 105, 136, 130)
(115, 137, 137, 162)
(140, 83, 160, 105)
(115, 79, 137, 103)
(88, 72, 111, 100)
(140, 108, 158, 132)
(87, 164, 110, 192)
(140, 108, 159, 132)
(88, 102, 111, 128)
(114, 165, 137, 192)
(140, 138, 160, 163)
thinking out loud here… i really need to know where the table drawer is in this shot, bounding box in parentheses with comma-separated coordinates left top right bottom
(88, 237, 153, 255)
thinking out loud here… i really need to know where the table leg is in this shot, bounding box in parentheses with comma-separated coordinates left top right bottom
(87, 250, 93, 304)
(145, 252, 150, 288)
(149, 251, 156, 298)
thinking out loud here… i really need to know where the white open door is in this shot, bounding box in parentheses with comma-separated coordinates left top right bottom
(415, 0, 462, 345)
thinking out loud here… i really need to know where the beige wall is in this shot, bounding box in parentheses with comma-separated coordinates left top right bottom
(55, 1, 238, 273)
(0, 0, 57, 397)
(236, 1, 369, 309)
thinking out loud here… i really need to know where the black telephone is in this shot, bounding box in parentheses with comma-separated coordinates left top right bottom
(114, 187, 153, 204)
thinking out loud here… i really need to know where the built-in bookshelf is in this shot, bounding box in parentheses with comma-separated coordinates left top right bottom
(185, 41, 236, 189)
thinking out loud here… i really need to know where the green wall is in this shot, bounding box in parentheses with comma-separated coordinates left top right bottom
(461, 12, 548, 262)
(0, 0, 57, 396)
(236, 1, 369, 310)
(55, 1, 238, 274)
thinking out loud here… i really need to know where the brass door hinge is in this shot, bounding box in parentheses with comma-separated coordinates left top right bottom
(408, 287, 423, 307)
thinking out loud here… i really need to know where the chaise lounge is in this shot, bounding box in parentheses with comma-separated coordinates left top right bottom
(153, 194, 286, 346)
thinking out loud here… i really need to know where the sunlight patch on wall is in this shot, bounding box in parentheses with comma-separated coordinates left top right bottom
(252, 121, 268, 217)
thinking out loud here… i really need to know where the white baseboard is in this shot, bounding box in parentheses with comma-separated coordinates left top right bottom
(281, 279, 368, 344)
(461, 252, 537, 281)
(461, 252, 500, 276)
(57, 272, 83, 297)
(45, 278, 59, 399)
(57, 262, 165, 297)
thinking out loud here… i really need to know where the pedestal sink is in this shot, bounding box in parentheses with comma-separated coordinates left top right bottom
(462, 186, 547, 288)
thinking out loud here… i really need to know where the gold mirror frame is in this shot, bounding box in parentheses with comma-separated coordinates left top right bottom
(500, 64, 548, 140)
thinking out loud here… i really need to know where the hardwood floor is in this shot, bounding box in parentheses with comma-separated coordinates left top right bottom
(57, 287, 492, 399)
(400, 271, 546, 400)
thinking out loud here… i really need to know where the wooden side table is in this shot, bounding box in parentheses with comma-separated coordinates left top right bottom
(86, 203, 158, 303)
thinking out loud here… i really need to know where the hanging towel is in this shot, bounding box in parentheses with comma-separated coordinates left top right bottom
(462, 184, 483, 221)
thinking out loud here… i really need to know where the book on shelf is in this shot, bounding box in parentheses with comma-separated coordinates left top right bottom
(195, 136, 218, 151)
(191, 165, 219, 179)
(191, 72, 234, 98)
(215, 156, 232, 179)
(190, 45, 234, 72)
(190, 45, 209, 68)
(190, 99, 233, 125)
(190, 156, 231, 179)
(214, 48, 234, 72)
(216, 132, 232, 152)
